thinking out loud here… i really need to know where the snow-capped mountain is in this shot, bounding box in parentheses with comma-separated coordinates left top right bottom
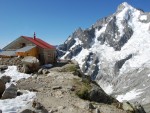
(58, 2, 150, 111)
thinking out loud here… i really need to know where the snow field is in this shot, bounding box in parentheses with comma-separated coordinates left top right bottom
(0, 66, 36, 113)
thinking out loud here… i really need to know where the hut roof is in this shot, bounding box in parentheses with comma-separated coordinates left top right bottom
(22, 36, 55, 49)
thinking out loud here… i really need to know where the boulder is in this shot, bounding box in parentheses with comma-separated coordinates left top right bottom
(89, 84, 117, 104)
(32, 74, 38, 79)
(52, 86, 62, 90)
(0, 75, 11, 84)
(20, 109, 35, 113)
(122, 102, 134, 112)
(133, 103, 146, 113)
(0, 65, 8, 71)
(1, 84, 17, 99)
(38, 68, 43, 74)
(42, 69, 49, 75)
(0, 79, 5, 98)
(95, 108, 100, 113)
(21, 56, 40, 73)
(22, 64, 30, 74)
(136, 105, 146, 113)
(32, 101, 48, 113)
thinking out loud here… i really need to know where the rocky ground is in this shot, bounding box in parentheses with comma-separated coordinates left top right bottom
(16, 62, 145, 113)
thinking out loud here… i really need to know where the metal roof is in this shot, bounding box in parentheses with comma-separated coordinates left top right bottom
(16, 46, 36, 52)
(22, 36, 56, 49)
(0, 51, 16, 56)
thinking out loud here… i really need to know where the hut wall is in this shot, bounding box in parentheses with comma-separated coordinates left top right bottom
(37, 48, 56, 64)
(43, 49, 56, 64)
(16, 47, 38, 57)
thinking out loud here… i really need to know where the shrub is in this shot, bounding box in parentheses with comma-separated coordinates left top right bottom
(74, 78, 91, 100)
(61, 64, 77, 72)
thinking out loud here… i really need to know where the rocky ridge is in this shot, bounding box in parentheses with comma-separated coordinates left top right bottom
(16, 62, 146, 113)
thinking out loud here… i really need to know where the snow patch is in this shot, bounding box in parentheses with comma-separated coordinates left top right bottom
(140, 15, 147, 21)
(116, 89, 143, 102)
(69, 38, 82, 50)
(0, 66, 31, 82)
(0, 66, 34, 113)
(0, 91, 36, 113)
(103, 85, 113, 95)
(72, 48, 90, 68)
(95, 25, 107, 39)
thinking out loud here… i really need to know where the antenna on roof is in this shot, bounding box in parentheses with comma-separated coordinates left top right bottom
(34, 32, 36, 40)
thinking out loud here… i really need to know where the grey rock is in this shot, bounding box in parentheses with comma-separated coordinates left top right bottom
(114, 54, 132, 74)
(21, 56, 40, 73)
(0, 75, 11, 84)
(0, 79, 5, 98)
(133, 103, 146, 113)
(32, 101, 48, 113)
(95, 108, 100, 113)
(89, 103, 95, 109)
(22, 64, 30, 74)
(122, 102, 134, 111)
(52, 86, 62, 90)
(32, 74, 38, 79)
(0, 65, 8, 71)
(89, 84, 117, 104)
(20, 109, 35, 113)
(1, 84, 17, 99)
(42, 69, 49, 75)
(38, 68, 43, 74)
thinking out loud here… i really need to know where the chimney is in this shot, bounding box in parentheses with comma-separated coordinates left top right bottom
(33, 32, 36, 40)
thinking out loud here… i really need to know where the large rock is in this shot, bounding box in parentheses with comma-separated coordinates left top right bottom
(1, 84, 17, 99)
(42, 69, 49, 75)
(32, 101, 48, 113)
(0, 75, 11, 84)
(20, 109, 35, 113)
(22, 64, 30, 74)
(89, 84, 117, 104)
(0, 65, 8, 71)
(21, 56, 40, 73)
(122, 102, 134, 112)
(0, 79, 5, 98)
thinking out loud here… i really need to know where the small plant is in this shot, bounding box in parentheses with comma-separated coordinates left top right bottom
(73, 78, 91, 100)
(61, 64, 77, 72)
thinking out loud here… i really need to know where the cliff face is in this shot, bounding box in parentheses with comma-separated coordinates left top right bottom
(57, 2, 150, 111)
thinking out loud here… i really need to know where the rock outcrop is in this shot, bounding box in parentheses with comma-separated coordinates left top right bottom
(0, 65, 8, 72)
(0, 75, 11, 84)
(20, 56, 40, 74)
(0, 79, 5, 98)
(1, 84, 17, 99)
(16, 62, 146, 113)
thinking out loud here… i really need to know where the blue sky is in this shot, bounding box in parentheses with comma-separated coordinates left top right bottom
(0, 0, 150, 48)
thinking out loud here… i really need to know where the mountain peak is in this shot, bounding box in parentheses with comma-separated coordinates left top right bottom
(121, 2, 131, 7)
(117, 2, 134, 12)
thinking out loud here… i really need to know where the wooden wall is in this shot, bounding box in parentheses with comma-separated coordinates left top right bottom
(16, 47, 38, 57)
(38, 48, 56, 64)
